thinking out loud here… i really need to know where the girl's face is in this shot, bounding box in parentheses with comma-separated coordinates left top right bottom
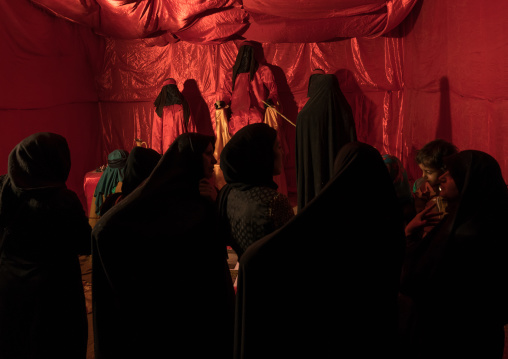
(273, 138, 283, 175)
(418, 163, 443, 190)
(202, 143, 217, 179)
(438, 171, 460, 201)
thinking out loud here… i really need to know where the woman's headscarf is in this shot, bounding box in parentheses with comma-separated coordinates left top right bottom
(0, 132, 72, 222)
(8, 132, 70, 191)
(444, 150, 508, 230)
(121, 146, 161, 196)
(234, 142, 405, 358)
(220, 122, 278, 190)
(231, 41, 259, 91)
(153, 78, 191, 124)
(141, 132, 215, 196)
(93, 149, 128, 214)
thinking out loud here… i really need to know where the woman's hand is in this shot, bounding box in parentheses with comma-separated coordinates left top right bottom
(199, 178, 217, 202)
(405, 203, 443, 237)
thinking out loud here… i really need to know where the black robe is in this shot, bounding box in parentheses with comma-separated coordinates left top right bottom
(234, 142, 405, 359)
(296, 72, 357, 211)
(92, 133, 235, 359)
(399, 150, 508, 359)
(0, 132, 91, 359)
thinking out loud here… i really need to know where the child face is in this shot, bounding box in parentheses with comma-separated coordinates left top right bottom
(418, 163, 443, 189)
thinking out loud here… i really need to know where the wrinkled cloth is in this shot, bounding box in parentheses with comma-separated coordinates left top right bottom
(234, 142, 405, 358)
(296, 72, 357, 211)
(99, 146, 161, 216)
(92, 133, 235, 359)
(29, 0, 418, 42)
(221, 43, 279, 136)
(0, 132, 91, 359)
(400, 150, 508, 359)
(93, 149, 128, 214)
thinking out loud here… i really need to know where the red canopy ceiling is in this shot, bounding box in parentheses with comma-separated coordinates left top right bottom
(31, 0, 417, 43)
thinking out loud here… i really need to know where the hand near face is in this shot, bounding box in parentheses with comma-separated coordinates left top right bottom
(199, 178, 217, 202)
(405, 202, 444, 237)
(438, 171, 460, 201)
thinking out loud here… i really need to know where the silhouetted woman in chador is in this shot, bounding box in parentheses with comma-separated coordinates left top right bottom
(296, 70, 357, 212)
(234, 142, 405, 359)
(92, 133, 235, 359)
(0, 132, 91, 359)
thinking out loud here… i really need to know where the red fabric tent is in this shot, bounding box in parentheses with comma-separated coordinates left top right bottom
(1, 0, 507, 210)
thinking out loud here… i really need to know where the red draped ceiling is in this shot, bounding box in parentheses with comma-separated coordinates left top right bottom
(1, 0, 508, 210)
(31, 0, 417, 43)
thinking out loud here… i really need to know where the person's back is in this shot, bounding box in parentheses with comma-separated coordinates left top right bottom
(217, 123, 294, 259)
(296, 69, 357, 211)
(234, 142, 405, 359)
(0, 132, 91, 359)
(224, 185, 293, 258)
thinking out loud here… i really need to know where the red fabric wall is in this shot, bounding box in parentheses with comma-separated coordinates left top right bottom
(400, 0, 508, 180)
(0, 0, 105, 209)
(1, 0, 507, 209)
(96, 38, 406, 193)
